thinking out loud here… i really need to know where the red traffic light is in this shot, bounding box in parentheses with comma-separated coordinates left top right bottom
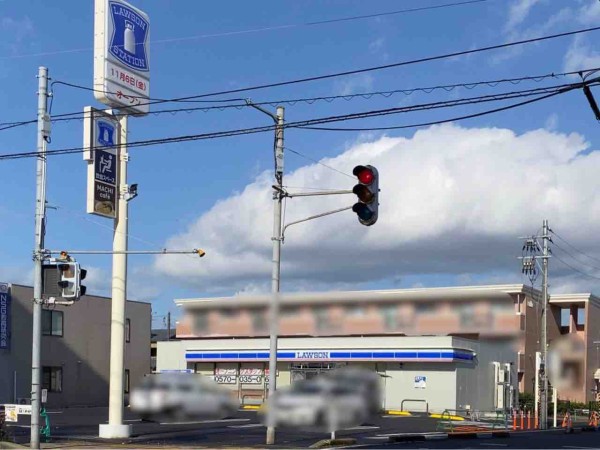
(353, 166, 375, 185)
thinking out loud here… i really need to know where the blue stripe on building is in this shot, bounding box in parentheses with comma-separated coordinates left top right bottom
(185, 349, 475, 362)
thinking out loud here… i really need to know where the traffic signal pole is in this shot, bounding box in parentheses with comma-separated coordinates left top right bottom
(31, 66, 49, 450)
(99, 114, 131, 439)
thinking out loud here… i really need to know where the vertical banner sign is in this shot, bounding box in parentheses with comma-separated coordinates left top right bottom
(0, 282, 10, 350)
(84, 107, 120, 218)
(94, 0, 150, 115)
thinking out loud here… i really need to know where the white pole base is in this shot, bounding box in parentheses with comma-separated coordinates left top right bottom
(99, 423, 131, 439)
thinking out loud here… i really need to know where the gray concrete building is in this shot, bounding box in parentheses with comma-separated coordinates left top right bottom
(0, 282, 151, 408)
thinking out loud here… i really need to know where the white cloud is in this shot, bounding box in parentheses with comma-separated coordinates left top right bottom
(576, 0, 600, 25)
(545, 113, 558, 131)
(334, 74, 374, 96)
(0, 16, 35, 54)
(505, 0, 543, 33)
(155, 124, 600, 294)
(563, 34, 600, 73)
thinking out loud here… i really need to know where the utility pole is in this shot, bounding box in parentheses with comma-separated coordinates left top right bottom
(267, 106, 284, 446)
(99, 114, 131, 439)
(540, 219, 549, 430)
(167, 312, 171, 341)
(31, 66, 49, 450)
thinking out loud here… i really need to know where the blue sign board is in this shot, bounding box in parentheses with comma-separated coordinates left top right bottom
(96, 119, 117, 149)
(109, 1, 149, 72)
(94, 149, 117, 185)
(0, 283, 11, 350)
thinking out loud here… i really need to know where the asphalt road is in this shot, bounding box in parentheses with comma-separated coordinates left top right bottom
(6, 408, 599, 448)
(5, 407, 440, 448)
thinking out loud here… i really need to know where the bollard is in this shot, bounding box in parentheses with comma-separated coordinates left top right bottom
(535, 410, 539, 429)
(527, 410, 531, 430)
(512, 410, 517, 431)
(520, 410, 524, 430)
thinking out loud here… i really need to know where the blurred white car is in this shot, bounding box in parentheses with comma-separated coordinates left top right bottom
(264, 377, 366, 432)
(323, 367, 383, 416)
(129, 373, 239, 421)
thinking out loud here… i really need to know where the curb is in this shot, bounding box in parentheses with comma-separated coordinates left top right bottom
(309, 438, 357, 448)
(384, 410, 412, 416)
(388, 431, 510, 443)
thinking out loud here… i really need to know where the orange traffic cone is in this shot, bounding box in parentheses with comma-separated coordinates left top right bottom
(562, 411, 573, 433)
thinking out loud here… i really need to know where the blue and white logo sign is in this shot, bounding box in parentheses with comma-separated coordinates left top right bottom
(96, 120, 116, 149)
(94, 0, 150, 115)
(414, 375, 427, 389)
(109, 1, 149, 72)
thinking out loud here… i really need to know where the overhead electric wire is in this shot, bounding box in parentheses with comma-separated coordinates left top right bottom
(552, 253, 600, 281)
(551, 241, 600, 273)
(0, 0, 492, 60)
(551, 229, 600, 266)
(0, 81, 586, 162)
(285, 147, 354, 179)
(3, 67, 597, 132)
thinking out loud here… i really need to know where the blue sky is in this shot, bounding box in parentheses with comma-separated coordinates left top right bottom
(1, 0, 600, 323)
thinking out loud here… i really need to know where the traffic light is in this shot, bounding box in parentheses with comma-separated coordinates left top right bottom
(57, 262, 87, 300)
(352, 165, 379, 226)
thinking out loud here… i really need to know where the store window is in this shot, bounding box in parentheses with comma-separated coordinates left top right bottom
(42, 367, 62, 393)
(42, 310, 63, 337)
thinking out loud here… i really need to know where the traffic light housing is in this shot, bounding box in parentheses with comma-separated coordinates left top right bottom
(352, 165, 379, 226)
(58, 263, 86, 299)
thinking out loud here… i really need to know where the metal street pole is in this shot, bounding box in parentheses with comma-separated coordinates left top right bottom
(540, 219, 549, 429)
(31, 66, 49, 450)
(99, 114, 130, 439)
(266, 106, 284, 445)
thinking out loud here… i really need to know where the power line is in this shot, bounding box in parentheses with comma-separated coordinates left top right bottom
(0, 81, 588, 161)
(2, 66, 598, 132)
(551, 241, 600, 273)
(285, 147, 354, 179)
(552, 253, 600, 281)
(0, 0, 492, 60)
(551, 229, 600, 266)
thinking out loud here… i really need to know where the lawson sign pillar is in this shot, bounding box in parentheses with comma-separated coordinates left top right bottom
(93, 0, 149, 440)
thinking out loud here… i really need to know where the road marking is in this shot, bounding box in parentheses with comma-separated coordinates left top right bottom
(45, 411, 63, 414)
(562, 447, 599, 449)
(159, 418, 250, 425)
(344, 426, 380, 431)
(228, 423, 264, 428)
(124, 419, 142, 422)
(7, 425, 31, 428)
(365, 436, 388, 440)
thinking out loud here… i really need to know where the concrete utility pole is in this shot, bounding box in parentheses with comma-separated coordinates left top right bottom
(99, 115, 131, 439)
(267, 106, 284, 445)
(31, 66, 49, 450)
(540, 219, 550, 429)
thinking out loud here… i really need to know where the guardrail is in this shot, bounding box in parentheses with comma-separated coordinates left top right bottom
(400, 399, 428, 413)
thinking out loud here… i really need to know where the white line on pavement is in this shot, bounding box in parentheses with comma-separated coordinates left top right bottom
(159, 418, 250, 425)
(228, 423, 264, 428)
(124, 419, 142, 422)
(45, 411, 63, 414)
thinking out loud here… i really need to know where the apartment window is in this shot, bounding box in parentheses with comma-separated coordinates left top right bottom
(250, 309, 266, 332)
(346, 305, 366, 317)
(125, 318, 131, 343)
(281, 306, 300, 317)
(379, 305, 398, 330)
(576, 307, 585, 326)
(42, 310, 63, 337)
(194, 312, 207, 332)
(415, 302, 436, 313)
(560, 308, 570, 328)
(124, 369, 130, 394)
(313, 307, 330, 332)
(220, 309, 239, 318)
(42, 367, 62, 393)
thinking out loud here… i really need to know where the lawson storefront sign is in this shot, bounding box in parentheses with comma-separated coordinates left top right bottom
(185, 348, 475, 363)
(0, 283, 11, 350)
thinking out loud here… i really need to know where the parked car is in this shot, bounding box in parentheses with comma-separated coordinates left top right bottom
(263, 377, 366, 432)
(129, 373, 239, 422)
(323, 367, 383, 416)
